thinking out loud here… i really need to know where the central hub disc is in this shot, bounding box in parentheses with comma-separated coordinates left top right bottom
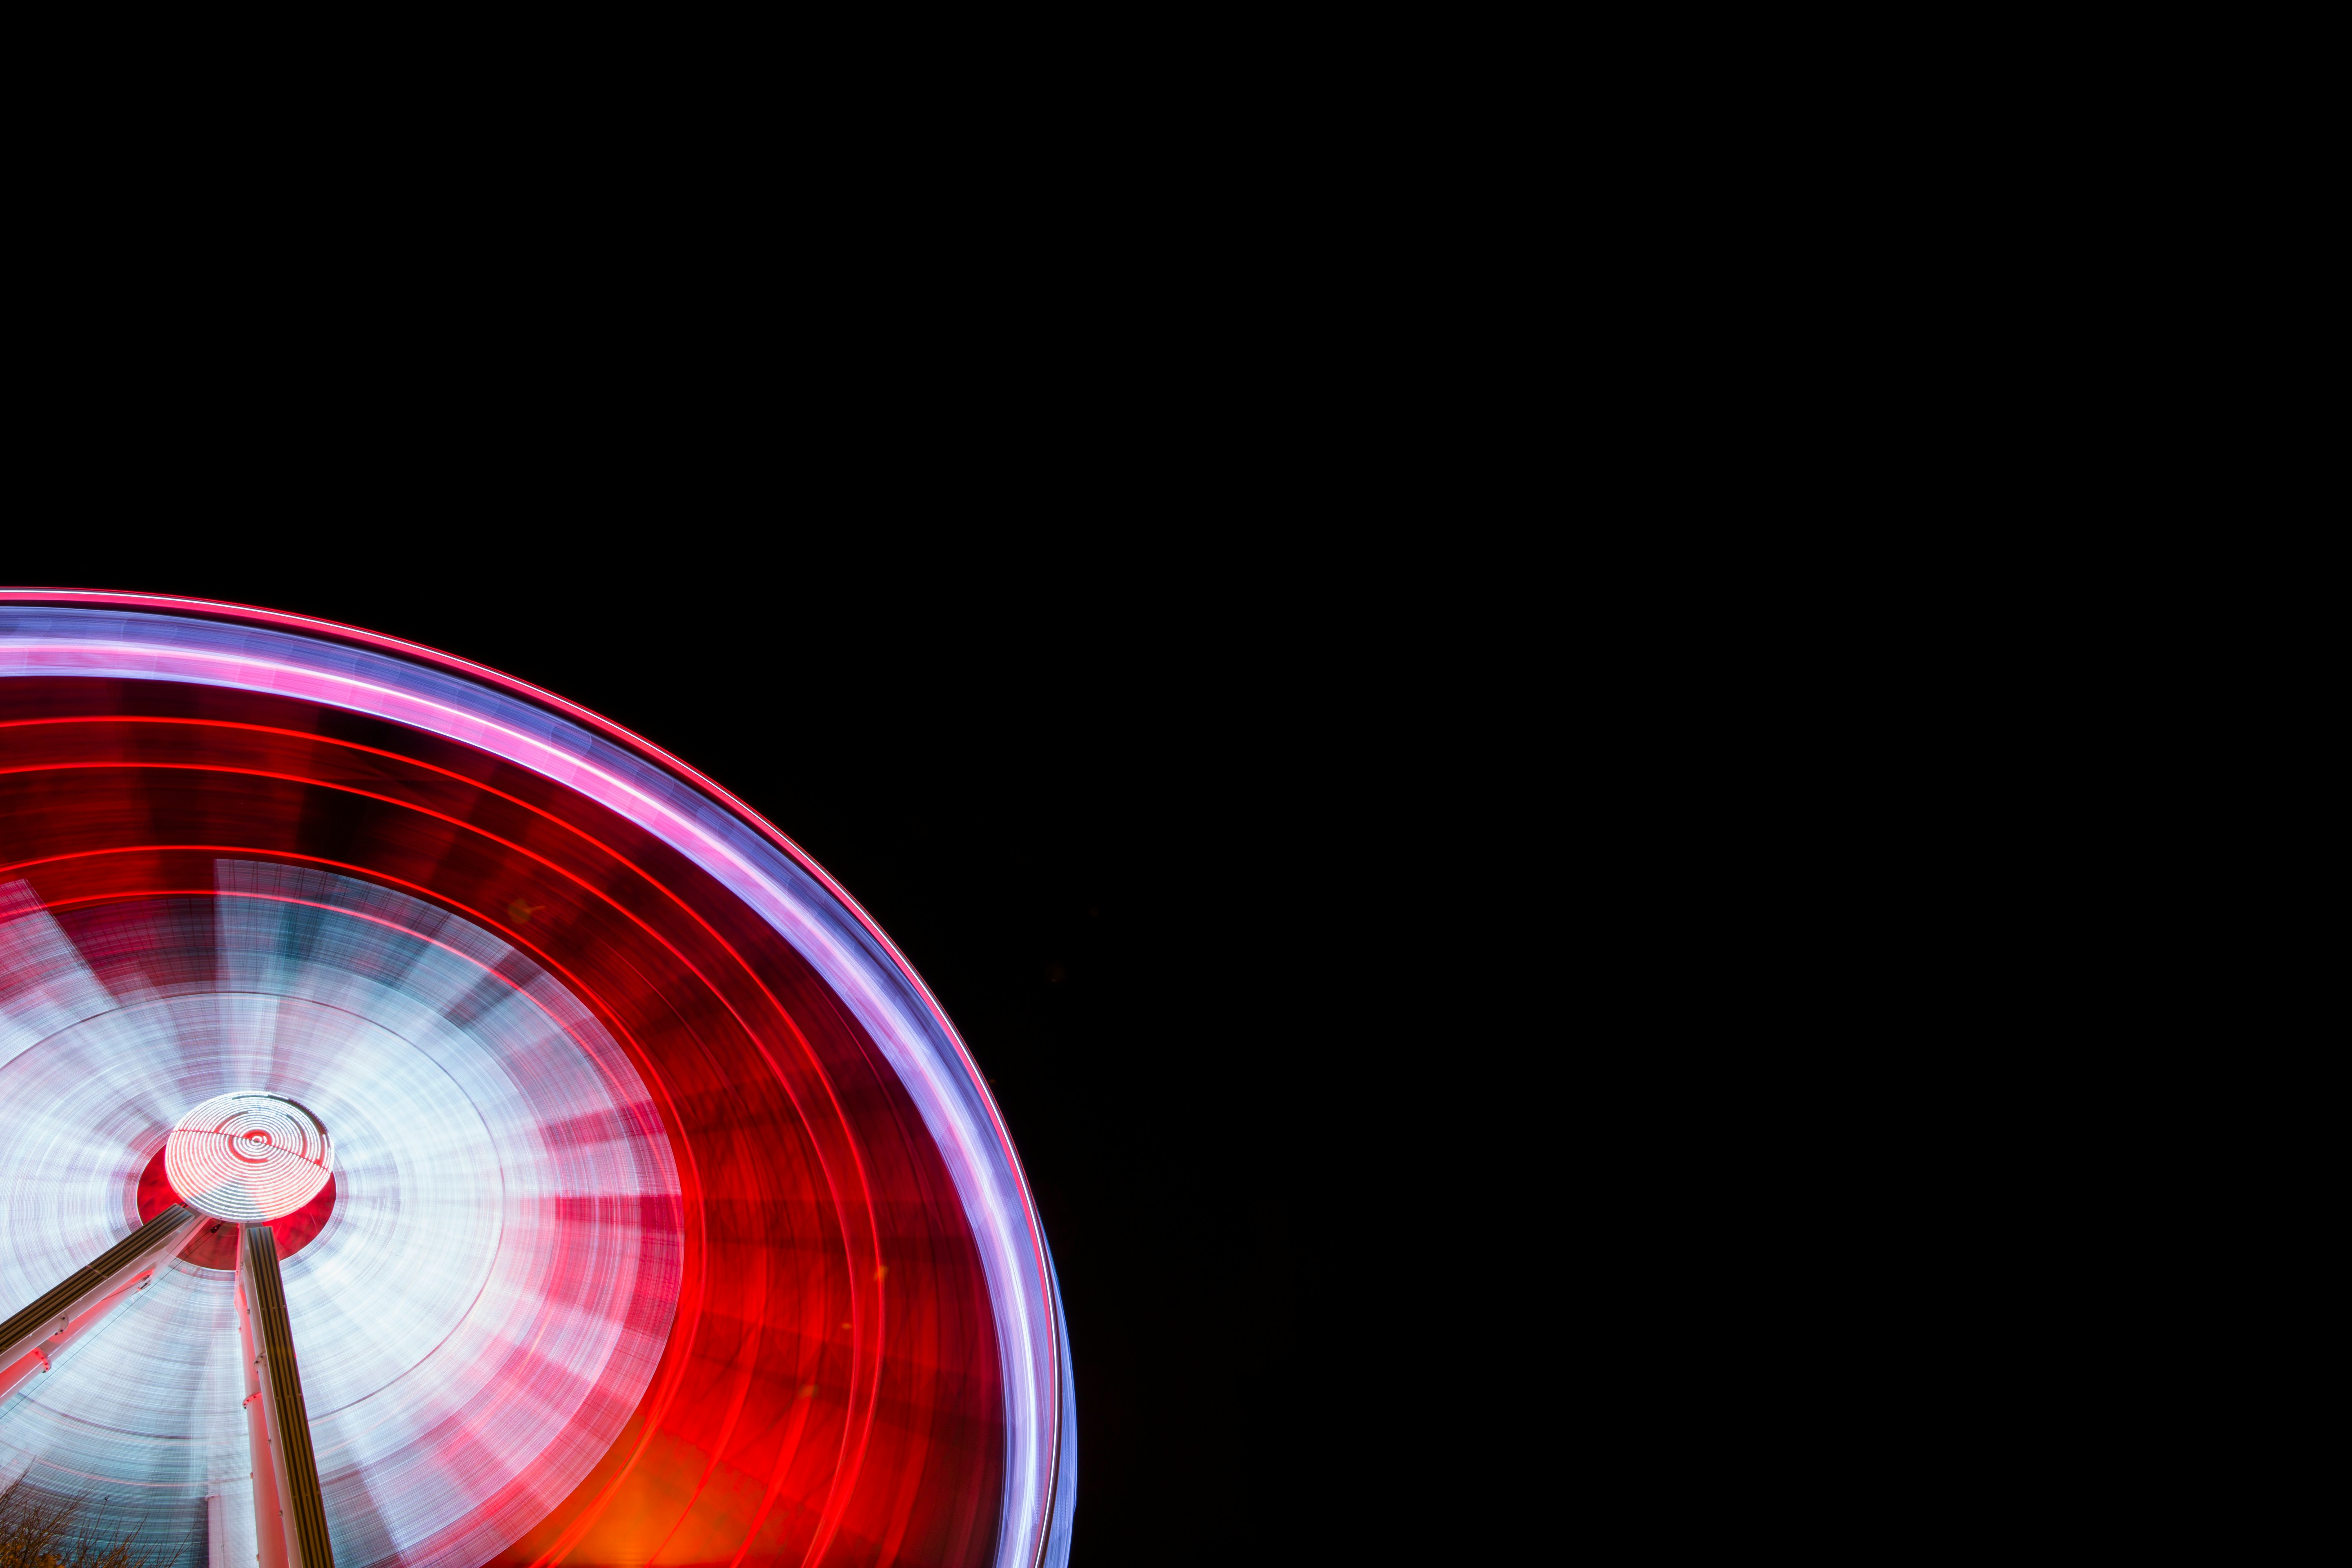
(164, 1091, 334, 1222)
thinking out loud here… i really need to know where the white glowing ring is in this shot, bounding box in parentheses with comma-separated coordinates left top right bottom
(165, 1091, 333, 1222)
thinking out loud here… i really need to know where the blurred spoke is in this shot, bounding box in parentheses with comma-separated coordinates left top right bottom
(0, 1204, 198, 1405)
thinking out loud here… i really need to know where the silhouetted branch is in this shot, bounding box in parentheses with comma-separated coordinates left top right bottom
(0, 1481, 183, 1568)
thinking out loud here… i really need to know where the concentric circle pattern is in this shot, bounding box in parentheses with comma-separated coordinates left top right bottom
(166, 1090, 335, 1222)
(0, 595, 1073, 1568)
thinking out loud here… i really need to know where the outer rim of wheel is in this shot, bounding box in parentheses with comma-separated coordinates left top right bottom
(0, 588, 1074, 1568)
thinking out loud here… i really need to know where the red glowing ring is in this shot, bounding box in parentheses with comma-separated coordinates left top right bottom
(0, 592, 1074, 1568)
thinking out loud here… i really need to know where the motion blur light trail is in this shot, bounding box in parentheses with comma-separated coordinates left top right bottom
(0, 594, 1074, 1568)
(2, 866, 678, 1566)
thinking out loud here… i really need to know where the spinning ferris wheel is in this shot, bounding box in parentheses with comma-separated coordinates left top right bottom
(0, 592, 1073, 1568)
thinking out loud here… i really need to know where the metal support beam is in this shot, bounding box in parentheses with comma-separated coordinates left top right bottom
(0, 1203, 199, 1404)
(237, 1223, 334, 1568)
(235, 1246, 290, 1568)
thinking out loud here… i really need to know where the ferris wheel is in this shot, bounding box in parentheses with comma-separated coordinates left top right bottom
(0, 592, 1073, 1568)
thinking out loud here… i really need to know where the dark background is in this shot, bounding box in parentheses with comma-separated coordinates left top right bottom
(6, 67, 1556, 1558)
(2, 550, 1468, 1562)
